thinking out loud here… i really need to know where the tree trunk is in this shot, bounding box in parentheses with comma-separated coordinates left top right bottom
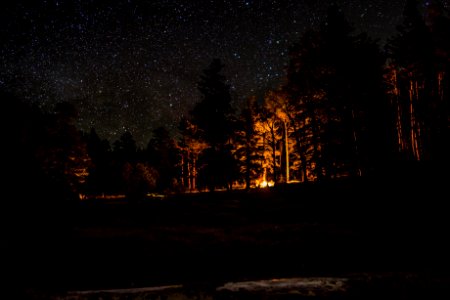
(284, 120, 290, 182)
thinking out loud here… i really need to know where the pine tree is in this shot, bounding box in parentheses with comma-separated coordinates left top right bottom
(84, 128, 112, 195)
(234, 97, 263, 189)
(191, 59, 234, 147)
(386, 0, 447, 163)
(190, 59, 237, 190)
(146, 126, 180, 192)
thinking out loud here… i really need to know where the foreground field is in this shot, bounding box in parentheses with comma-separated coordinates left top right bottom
(3, 175, 450, 298)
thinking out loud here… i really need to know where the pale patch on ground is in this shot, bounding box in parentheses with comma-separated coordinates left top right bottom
(217, 277, 349, 296)
(59, 284, 210, 300)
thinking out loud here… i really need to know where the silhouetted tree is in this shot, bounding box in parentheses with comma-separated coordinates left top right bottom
(385, 0, 450, 171)
(191, 59, 235, 146)
(146, 126, 181, 192)
(190, 59, 238, 190)
(386, 0, 436, 162)
(234, 97, 264, 189)
(122, 162, 158, 204)
(2, 91, 84, 290)
(110, 131, 139, 196)
(35, 101, 91, 196)
(285, 29, 328, 181)
(425, 1, 450, 163)
(113, 131, 138, 162)
(285, 5, 392, 180)
(83, 128, 113, 195)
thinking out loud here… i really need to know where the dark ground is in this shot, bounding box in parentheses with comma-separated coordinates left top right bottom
(2, 165, 450, 298)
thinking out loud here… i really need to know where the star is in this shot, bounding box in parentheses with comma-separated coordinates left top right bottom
(0, 0, 408, 146)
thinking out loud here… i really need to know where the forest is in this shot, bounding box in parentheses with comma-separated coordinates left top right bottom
(3, 1, 449, 202)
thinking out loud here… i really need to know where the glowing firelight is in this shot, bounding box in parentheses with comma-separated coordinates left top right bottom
(255, 168, 274, 188)
(259, 180, 274, 188)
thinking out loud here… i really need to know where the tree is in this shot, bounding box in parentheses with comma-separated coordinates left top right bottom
(113, 131, 138, 162)
(190, 59, 238, 190)
(146, 126, 180, 192)
(191, 59, 235, 147)
(34, 101, 91, 196)
(254, 92, 284, 184)
(234, 96, 264, 189)
(177, 117, 207, 191)
(110, 131, 139, 195)
(284, 5, 392, 180)
(122, 162, 158, 204)
(386, 0, 449, 164)
(83, 128, 113, 195)
(2, 92, 83, 283)
(285, 29, 328, 181)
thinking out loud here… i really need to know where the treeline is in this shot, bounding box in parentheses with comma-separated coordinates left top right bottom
(179, 1, 450, 191)
(4, 0, 449, 200)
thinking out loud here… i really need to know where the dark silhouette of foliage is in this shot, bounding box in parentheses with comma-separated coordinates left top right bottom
(113, 130, 138, 162)
(234, 97, 264, 189)
(122, 162, 158, 204)
(284, 5, 393, 180)
(146, 126, 181, 192)
(191, 58, 235, 146)
(3, 0, 449, 200)
(386, 0, 450, 165)
(110, 130, 159, 200)
(83, 128, 114, 195)
(2, 90, 83, 291)
(285, 28, 328, 181)
(42, 102, 91, 194)
(190, 59, 238, 190)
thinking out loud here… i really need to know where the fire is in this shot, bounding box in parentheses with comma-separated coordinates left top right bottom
(256, 180, 274, 188)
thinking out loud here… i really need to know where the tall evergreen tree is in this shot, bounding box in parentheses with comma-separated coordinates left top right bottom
(146, 126, 180, 192)
(285, 28, 329, 181)
(113, 131, 138, 161)
(386, 0, 448, 164)
(84, 128, 112, 195)
(111, 131, 138, 194)
(191, 58, 235, 147)
(285, 4, 391, 180)
(234, 97, 264, 189)
(177, 117, 205, 191)
(424, 0, 450, 163)
(190, 59, 237, 190)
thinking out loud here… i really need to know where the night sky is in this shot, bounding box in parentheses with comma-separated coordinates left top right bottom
(1, 0, 446, 146)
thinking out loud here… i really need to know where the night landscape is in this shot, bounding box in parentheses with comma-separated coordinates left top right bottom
(1, 0, 450, 299)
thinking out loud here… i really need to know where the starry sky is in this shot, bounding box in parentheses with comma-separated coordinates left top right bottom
(1, 0, 447, 146)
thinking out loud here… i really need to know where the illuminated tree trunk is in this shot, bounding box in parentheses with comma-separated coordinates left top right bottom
(261, 134, 266, 175)
(180, 152, 185, 187)
(185, 150, 197, 191)
(409, 80, 421, 161)
(187, 150, 192, 190)
(438, 72, 444, 102)
(351, 109, 362, 177)
(270, 124, 278, 184)
(263, 167, 267, 183)
(283, 120, 290, 182)
(191, 154, 197, 191)
(310, 110, 323, 180)
(392, 70, 407, 153)
(292, 123, 308, 182)
(245, 141, 252, 189)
